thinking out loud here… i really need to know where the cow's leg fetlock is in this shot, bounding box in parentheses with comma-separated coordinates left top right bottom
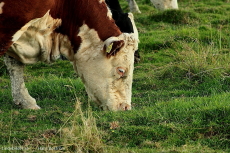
(4, 55, 41, 109)
(15, 85, 41, 110)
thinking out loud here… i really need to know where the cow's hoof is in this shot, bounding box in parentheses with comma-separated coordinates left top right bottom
(23, 104, 41, 110)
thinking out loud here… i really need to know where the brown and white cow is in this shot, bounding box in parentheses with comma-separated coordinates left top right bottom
(0, 0, 139, 111)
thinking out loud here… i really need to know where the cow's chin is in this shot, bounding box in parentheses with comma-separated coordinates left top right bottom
(85, 86, 132, 111)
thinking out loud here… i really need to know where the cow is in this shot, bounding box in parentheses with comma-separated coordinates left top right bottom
(127, 0, 178, 12)
(150, 0, 178, 10)
(0, 0, 139, 111)
(105, 0, 140, 63)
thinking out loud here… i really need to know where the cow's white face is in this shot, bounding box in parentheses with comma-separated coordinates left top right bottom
(73, 24, 138, 111)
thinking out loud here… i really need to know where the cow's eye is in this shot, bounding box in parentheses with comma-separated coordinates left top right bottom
(117, 67, 126, 78)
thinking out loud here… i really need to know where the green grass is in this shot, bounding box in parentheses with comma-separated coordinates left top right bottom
(0, 0, 230, 152)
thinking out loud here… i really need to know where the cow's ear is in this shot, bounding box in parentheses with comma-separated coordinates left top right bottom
(104, 37, 125, 58)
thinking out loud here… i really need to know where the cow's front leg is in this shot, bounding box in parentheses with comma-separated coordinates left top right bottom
(4, 55, 40, 109)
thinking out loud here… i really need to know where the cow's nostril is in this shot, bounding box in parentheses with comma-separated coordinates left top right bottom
(116, 67, 126, 78)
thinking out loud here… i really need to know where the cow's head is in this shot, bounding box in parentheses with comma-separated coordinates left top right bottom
(71, 14, 138, 111)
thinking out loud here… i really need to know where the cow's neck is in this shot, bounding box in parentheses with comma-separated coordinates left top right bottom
(50, 0, 122, 52)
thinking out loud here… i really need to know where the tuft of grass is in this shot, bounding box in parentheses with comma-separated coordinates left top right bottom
(58, 101, 105, 153)
(149, 9, 199, 25)
(154, 46, 230, 81)
(194, 7, 226, 14)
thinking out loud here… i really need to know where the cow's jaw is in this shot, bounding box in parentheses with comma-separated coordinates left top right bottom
(73, 24, 137, 111)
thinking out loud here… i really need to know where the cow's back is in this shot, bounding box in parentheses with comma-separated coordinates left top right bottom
(0, 0, 121, 56)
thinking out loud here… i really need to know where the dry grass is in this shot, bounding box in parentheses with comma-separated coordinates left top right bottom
(59, 101, 105, 153)
(12, 100, 106, 153)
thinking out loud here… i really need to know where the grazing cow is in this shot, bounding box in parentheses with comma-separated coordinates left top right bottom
(127, 0, 178, 12)
(151, 0, 178, 10)
(105, 0, 140, 63)
(0, 0, 139, 111)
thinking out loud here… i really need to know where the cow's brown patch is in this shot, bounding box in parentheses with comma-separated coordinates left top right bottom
(50, 0, 121, 53)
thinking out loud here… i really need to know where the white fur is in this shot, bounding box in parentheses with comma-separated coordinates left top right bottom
(0, 2, 4, 14)
(74, 24, 138, 110)
(151, 0, 178, 10)
(128, 13, 139, 41)
(127, 0, 178, 12)
(106, 6, 113, 19)
(99, 0, 105, 3)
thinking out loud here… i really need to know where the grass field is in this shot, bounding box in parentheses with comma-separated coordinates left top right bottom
(0, 0, 230, 152)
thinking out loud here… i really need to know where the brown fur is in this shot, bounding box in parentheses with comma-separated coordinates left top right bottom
(0, 0, 121, 56)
